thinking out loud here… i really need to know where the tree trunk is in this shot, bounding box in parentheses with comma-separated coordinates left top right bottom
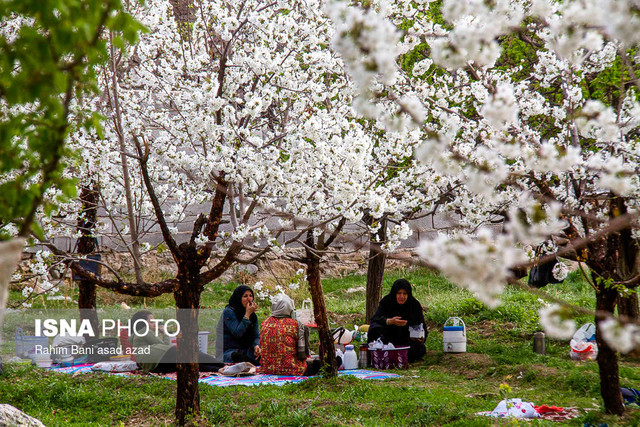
(305, 233, 337, 376)
(612, 196, 640, 324)
(76, 184, 100, 334)
(365, 215, 387, 323)
(169, 0, 196, 41)
(595, 279, 625, 415)
(618, 292, 639, 324)
(173, 243, 205, 425)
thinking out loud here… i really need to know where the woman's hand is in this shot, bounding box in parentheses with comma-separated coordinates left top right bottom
(387, 316, 407, 327)
(245, 301, 258, 317)
(254, 345, 261, 357)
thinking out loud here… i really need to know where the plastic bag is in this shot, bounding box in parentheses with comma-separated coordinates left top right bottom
(528, 243, 564, 288)
(570, 339, 598, 360)
(368, 338, 384, 350)
(573, 323, 596, 343)
(295, 299, 315, 326)
(570, 323, 597, 360)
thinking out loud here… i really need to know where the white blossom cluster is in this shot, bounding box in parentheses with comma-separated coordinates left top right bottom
(600, 318, 640, 354)
(252, 267, 306, 301)
(418, 228, 527, 307)
(326, 0, 401, 118)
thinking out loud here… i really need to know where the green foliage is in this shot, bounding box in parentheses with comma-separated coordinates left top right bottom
(0, 0, 144, 239)
(582, 55, 626, 105)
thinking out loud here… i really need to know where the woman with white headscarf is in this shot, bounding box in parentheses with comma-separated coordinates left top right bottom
(260, 294, 319, 375)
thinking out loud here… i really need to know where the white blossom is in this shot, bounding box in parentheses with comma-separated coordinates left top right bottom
(600, 318, 640, 354)
(539, 304, 576, 339)
(552, 262, 569, 281)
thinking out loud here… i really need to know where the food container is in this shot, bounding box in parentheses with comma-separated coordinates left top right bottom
(368, 346, 410, 370)
(32, 353, 52, 368)
(169, 331, 210, 353)
(198, 331, 210, 354)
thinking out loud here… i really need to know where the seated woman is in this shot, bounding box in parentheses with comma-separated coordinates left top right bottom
(260, 294, 320, 376)
(130, 310, 223, 373)
(368, 279, 427, 362)
(220, 285, 261, 364)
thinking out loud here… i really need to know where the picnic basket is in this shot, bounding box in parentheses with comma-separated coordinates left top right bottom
(15, 328, 49, 358)
(369, 346, 410, 370)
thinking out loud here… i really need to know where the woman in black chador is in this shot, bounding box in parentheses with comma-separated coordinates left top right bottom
(368, 278, 427, 362)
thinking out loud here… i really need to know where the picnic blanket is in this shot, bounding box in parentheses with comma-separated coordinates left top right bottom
(200, 369, 399, 387)
(49, 364, 399, 386)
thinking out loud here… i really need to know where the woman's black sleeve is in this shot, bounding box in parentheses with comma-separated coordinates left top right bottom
(369, 304, 387, 328)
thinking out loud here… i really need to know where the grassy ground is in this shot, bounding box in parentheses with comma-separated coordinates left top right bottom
(3, 268, 640, 426)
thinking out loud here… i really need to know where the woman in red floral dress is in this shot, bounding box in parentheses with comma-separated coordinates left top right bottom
(260, 294, 316, 376)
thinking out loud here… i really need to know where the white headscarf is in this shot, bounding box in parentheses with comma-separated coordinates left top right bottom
(271, 294, 295, 318)
(269, 294, 309, 359)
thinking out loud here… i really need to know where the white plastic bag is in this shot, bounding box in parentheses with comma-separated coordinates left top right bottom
(368, 338, 384, 350)
(570, 339, 598, 361)
(570, 323, 597, 360)
(573, 323, 596, 342)
(295, 299, 315, 325)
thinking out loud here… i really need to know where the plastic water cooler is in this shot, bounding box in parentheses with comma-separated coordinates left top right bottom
(443, 317, 466, 353)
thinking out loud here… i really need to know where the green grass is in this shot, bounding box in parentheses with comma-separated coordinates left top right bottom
(3, 268, 640, 426)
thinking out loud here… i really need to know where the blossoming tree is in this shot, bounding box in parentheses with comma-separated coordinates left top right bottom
(328, 0, 640, 415)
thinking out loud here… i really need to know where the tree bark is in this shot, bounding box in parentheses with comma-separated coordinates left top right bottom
(618, 292, 639, 324)
(76, 183, 100, 334)
(595, 277, 625, 415)
(365, 215, 387, 323)
(305, 232, 337, 376)
(173, 243, 206, 425)
(612, 196, 640, 324)
(169, 0, 196, 41)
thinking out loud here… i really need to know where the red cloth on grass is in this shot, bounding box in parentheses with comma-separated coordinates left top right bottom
(534, 405, 564, 414)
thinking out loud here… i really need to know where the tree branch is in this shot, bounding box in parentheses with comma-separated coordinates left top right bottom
(133, 135, 180, 260)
